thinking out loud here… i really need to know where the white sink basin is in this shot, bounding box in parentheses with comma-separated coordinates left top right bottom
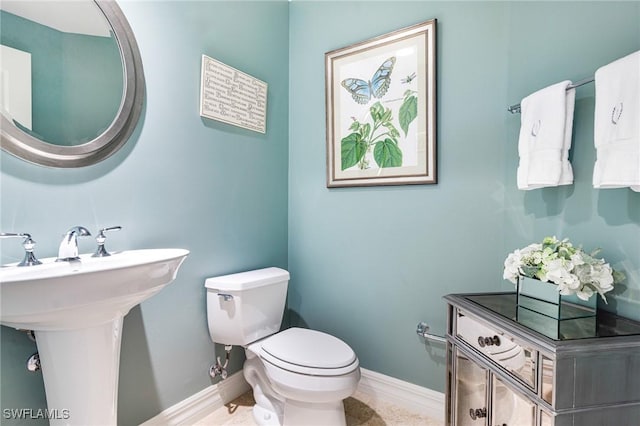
(0, 248, 189, 425)
(0, 248, 189, 330)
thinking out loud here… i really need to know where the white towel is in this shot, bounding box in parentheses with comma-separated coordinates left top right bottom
(593, 50, 640, 192)
(517, 81, 575, 190)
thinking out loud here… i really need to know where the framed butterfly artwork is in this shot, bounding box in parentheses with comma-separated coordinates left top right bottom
(325, 19, 437, 187)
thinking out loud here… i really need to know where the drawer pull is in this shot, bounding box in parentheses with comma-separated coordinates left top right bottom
(469, 407, 487, 420)
(477, 335, 501, 347)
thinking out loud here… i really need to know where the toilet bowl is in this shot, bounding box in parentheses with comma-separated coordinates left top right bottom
(205, 268, 360, 426)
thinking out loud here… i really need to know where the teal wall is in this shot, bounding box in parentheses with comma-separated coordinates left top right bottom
(502, 2, 640, 321)
(1, 0, 639, 424)
(288, 0, 640, 395)
(0, 1, 289, 425)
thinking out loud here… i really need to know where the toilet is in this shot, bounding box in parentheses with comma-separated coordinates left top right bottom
(205, 267, 361, 426)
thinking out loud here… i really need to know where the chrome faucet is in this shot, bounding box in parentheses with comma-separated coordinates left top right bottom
(57, 226, 91, 261)
(0, 232, 42, 266)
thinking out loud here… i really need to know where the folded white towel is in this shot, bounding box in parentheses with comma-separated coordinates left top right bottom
(593, 50, 640, 192)
(517, 81, 575, 190)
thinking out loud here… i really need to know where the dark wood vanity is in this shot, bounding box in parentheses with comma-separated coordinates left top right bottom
(445, 292, 640, 426)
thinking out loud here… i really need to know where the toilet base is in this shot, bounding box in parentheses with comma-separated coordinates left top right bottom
(244, 356, 284, 426)
(283, 399, 347, 426)
(243, 349, 352, 426)
(252, 404, 281, 426)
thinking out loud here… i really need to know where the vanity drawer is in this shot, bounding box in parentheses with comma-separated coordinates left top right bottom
(453, 349, 489, 426)
(456, 310, 536, 390)
(491, 375, 536, 426)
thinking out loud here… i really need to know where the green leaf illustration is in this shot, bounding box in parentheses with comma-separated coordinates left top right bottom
(399, 95, 418, 137)
(383, 122, 400, 140)
(361, 123, 371, 140)
(373, 138, 403, 168)
(370, 102, 384, 123)
(341, 133, 367, 170)
(381, 108, 392, 124)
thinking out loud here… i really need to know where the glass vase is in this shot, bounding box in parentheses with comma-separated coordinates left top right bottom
(516, 275, 597, 340)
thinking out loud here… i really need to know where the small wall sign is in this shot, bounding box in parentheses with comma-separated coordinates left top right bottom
(199, 54, 267, 133)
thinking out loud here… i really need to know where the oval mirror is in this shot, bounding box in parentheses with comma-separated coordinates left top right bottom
(0, 0, 144, 168)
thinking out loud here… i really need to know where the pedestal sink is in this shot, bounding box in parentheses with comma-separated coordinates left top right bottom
(0, 248, 189, 425)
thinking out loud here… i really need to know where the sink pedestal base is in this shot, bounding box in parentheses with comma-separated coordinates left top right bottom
(35, 317, 124, 425)
(0, 249, 190, 425)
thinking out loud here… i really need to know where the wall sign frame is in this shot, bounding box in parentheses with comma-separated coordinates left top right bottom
(200, 54, 267, 134)
(325, 19, 437, 187)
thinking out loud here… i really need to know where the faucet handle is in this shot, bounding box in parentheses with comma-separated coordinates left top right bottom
(0, 232, 42, 267)
(92, 226, 122, 257)
(0, 232, 27, 239)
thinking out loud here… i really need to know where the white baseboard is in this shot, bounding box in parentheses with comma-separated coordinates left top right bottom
(140, 371, 250, 426)
(358, 368, 445, 422)
(140, 368, 444, 425)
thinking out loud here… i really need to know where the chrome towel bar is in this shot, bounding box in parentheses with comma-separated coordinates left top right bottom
(507, 76, 595, 114)
(416, 321, 446, 344)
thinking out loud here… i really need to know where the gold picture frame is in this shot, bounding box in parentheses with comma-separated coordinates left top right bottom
(325, 19, 437, 187)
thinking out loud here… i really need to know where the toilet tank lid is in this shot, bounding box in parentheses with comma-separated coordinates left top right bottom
(205, 267, 290, 291)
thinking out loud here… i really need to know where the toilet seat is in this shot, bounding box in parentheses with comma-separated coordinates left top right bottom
(259, 328, 358, 376)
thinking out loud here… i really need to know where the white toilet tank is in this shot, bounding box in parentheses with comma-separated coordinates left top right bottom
(205, 267, 289, 346)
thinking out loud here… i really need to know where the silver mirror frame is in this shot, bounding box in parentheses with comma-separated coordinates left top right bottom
(0, 0, 145, 168)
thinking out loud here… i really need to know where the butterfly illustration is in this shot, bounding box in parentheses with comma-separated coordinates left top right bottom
(341, 57, 396, 105)
(401, 72, 416, 84)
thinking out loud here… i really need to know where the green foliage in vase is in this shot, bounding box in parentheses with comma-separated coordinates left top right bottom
(504, 236, 625, 302)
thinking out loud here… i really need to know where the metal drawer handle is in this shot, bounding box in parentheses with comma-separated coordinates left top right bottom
(469, 407, 487, 420)
(477, 335, 501, 347)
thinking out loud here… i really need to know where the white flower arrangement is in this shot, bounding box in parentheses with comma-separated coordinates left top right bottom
(503, 236, 625, 302)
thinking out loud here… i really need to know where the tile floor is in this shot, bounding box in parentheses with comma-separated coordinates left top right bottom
(195, 390, 444, 426)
